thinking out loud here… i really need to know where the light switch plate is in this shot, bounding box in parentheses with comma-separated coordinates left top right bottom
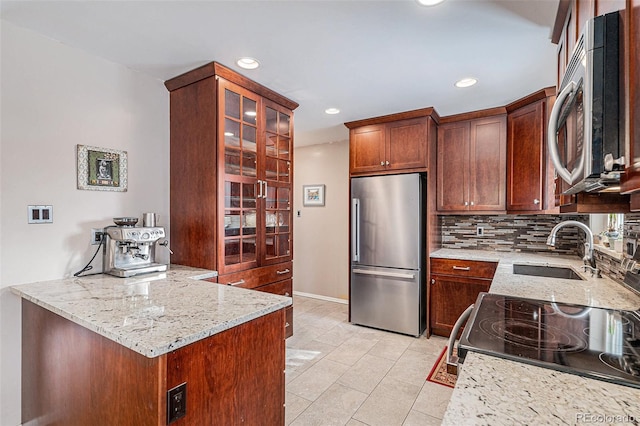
(28, 205, 53, 224)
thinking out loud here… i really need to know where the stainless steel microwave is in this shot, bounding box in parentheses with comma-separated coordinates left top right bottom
(548, 11, 624, 194)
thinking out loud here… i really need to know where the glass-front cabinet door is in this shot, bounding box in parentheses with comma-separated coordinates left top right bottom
(263, 99, 293, 265)
(218, 80, 293, 273)
(219, 80, 261, 271)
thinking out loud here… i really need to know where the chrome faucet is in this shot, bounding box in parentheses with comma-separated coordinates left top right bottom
(547, 220, 599, 275)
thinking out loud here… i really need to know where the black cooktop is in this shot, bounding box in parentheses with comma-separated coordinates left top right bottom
(459, 293, 640, 389)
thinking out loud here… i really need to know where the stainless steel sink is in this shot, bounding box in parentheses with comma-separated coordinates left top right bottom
(512, 264, 584, 281)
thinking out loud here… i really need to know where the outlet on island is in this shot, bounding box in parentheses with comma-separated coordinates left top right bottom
(476, 226, 484, 237)
(167, 382, 187, 424)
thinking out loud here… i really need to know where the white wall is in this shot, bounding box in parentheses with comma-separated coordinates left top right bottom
(0, 21, 169, 425)
(293, 141, 349, 301)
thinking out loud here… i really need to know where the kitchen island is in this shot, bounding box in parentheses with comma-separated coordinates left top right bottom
(433, 249, 640, 425)
(11, 265, 292, 425)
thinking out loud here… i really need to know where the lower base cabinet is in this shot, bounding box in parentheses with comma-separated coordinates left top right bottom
(22, 300, 286, 426)
(429, 258, 497, 337)
(210, 262, 294, 338)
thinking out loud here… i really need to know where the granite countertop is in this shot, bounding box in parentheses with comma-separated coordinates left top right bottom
(433, 249, 640, 425)
(11, 264, 292, 358)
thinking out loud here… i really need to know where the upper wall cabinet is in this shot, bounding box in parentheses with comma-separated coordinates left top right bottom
(506, 87, 557, 213)
(552, 0, 626, 81)
(621, 0, 640, 195)
(437, 109, 507, 213)
(345, 108, 439, 176)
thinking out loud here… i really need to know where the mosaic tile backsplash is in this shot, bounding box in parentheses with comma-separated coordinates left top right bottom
(440, 215, 589, 255)
(440, 213, 640, 287)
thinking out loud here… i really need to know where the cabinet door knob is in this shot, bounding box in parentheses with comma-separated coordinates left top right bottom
(464, 201, 468, 206)
(385, 161, 389, 166)
(533, 198, 540, 205)
(431, 278, 435, 284)
(380, 161, 385, 166)
(470, 201, 474, 206)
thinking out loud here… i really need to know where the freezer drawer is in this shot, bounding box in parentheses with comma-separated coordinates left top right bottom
(350, 266, 424, 336)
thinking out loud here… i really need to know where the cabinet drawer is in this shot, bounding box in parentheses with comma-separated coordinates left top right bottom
(430, 258, 497, 279)
(217, 262, 293, 289)
(257, 279, 292, 298)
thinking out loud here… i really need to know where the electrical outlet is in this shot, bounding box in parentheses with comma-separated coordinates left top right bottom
(476, 226, 484, 237)
(167, 383, 187, 424)
(91, 228, 104, 245)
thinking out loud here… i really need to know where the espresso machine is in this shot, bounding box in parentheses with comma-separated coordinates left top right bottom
(103, 216, 168, 277)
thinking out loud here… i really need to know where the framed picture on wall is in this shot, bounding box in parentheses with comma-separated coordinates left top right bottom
(76, 145, 128, 192)
(303, 184, 325, 206)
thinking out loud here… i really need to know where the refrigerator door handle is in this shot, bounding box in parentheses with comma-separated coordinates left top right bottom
(352, 198, 360, 262)
(352, 268, 415, 280)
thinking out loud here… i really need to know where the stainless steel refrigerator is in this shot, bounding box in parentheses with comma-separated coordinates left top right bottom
(350, 173, 426, 336)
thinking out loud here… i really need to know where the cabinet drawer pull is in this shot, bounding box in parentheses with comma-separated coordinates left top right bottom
(452, 266, 471, 271)
(276, 269, 290, 275)
(226, 279, 245, 286)
(284, 292, 290, 297)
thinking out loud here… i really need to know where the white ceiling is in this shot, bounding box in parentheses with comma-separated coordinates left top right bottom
(0, 0, 560, 147)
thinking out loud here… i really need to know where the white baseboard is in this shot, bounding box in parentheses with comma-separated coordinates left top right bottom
(293, 291, 348, 305)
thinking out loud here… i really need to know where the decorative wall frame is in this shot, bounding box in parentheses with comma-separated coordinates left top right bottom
(303, 184, 325, 206)
(76, 145, 128, 192)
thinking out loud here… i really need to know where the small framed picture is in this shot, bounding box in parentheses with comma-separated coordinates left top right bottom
(303, 184, 325, 207)
(76, 145, 128, 192)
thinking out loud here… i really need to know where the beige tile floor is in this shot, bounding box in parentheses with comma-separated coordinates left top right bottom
(285, 295, 453, 426)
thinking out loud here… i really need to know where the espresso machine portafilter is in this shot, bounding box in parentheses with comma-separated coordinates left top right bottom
(103, 217, 168, 278)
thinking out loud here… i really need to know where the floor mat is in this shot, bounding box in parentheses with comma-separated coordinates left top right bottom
(426, 346, 457, 388)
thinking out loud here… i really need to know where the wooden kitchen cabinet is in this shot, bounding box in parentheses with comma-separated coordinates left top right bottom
(165, 62, 298, 336)
(620, 0, 640, 194)
(437, 109, 507, 213)
(345, 108, 439, 176)
(506, 87, 557, 213)
(216, 262, 294, 337)
(429, 258, 497, 337)
(22, 299, 286, 425)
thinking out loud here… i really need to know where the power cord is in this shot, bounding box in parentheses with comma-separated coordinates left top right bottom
(73, 232, 105, 277)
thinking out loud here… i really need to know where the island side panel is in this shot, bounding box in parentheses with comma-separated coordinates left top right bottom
(21, 299, 166, 426)
(166, 309, 286, 425)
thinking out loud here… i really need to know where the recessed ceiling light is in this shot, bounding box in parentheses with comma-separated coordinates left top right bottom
(455, 77, 478, 88)
(325, 108, 340, 115)
(416, 0, 446, 6)
(236, 57, 260, 70)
